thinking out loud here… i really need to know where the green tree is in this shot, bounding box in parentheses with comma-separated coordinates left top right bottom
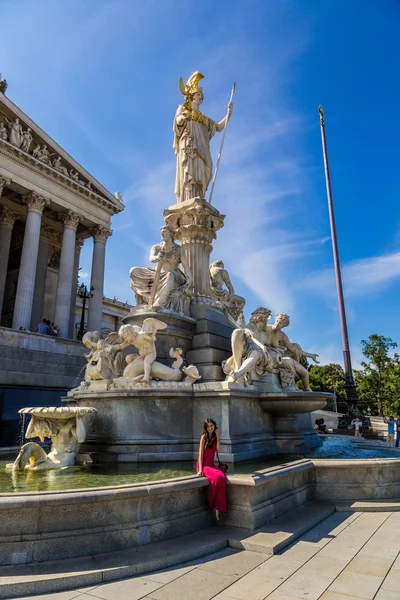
(360, 334, 398, 416)
(308, 363, 347, 410)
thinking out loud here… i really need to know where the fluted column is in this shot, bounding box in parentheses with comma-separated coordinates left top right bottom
(87, 226, 112, 332)
(12, 192, 48, 330)
(68, 237, 84, 338)
(164, 199, 225, 303)
(53, 211, 80, 338)
(0, 205, 18, 317)
(30, 236, 50, 331)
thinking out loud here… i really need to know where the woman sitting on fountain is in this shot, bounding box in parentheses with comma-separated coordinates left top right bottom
(196, 418, 227, 522)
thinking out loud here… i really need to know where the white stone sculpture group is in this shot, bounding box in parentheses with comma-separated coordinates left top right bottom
(130, 226, 193, 315)
(8, 406, 96, 471)
(81, 317, 201, 389)
(0, 115, 95, 190)
(223, 308, 319, 390)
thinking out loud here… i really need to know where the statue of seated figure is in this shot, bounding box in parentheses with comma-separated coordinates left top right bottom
(222, 308, 319, 390)
(267, 313, 319, 391)
(222, 307, 282, 384)
(129, 225, 193, 315)
(209, 260, 245, 322)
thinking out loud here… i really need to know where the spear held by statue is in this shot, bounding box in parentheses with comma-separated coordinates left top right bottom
(208, 81, 236, 205)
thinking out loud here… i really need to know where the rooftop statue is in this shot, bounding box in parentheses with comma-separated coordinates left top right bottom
(173, 72, 233, 203)
(130, 225, 193, 315)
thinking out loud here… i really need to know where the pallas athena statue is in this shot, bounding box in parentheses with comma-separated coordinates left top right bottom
(174, 71, 233, 203)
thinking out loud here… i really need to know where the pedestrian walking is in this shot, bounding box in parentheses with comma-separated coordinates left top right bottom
(351, 417, 363, 437)
(395, 415, 400, 448)
(384, 416, 395, 447)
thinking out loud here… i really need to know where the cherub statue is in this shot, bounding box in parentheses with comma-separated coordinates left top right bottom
(209, 260, 245, 321)
(82, 330, 129, 381)
(117, 320, 201, 384)
(118, 318, 167, 382)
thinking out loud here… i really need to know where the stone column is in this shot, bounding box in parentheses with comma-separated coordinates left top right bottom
(87, 226, 112, 332)
(53, 211, 80, 338)
(30, 236, 50, 331)
(164, 198, 225, 303)
(164, 199, 231, 382)
(68, 237, 84, 338)
(0, 205, 18, 316)
(12, 192, 48, 330)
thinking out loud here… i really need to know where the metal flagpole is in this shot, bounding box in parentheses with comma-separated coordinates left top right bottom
(318, 105, 358, 419)
(208, 82, 236, 205)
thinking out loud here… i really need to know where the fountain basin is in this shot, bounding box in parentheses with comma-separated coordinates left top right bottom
(2, 454, 400, 566)
(259, 391, 330, 416)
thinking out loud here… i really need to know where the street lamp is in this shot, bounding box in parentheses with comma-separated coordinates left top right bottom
(77, 283, 94, 341)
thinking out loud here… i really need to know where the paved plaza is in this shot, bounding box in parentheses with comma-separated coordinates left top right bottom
(15, 510, 400, 600)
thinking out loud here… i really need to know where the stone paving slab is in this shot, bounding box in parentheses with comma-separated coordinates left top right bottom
(0, 501, 333, 598)
(9, 510, 400, 600)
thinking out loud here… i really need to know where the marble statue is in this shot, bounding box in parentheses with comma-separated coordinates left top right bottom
(32, 144, 41, 159)
(118, 321, 200, 384)
(8, 406, 96, 471)
(80, 320, 201, 387)
(52, 156, 69, 176)
(69, 169, 80, 181)
(8, 117, 23, 148)
(209, 260, 245, 321)
(20, 127, 33, 153)
(130, 225, 193, 315)
(33, 144, 51, 164)
(223, 307, 281, 384)
(223, 308, 319, 390)
(174, 72, 233, 203)
(267, 313, 319, 391)
(119, 319, 167, 382)
(114, 191, 123, 203)
(0, 74, 7, 94)
(82, 330, 127, 381)
(0, 122, 8, 141)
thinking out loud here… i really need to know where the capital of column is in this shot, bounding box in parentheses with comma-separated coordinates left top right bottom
(40, 223, 62, 247)
(92, 225, 112, 243)
(75, 237, 84, 253)
(164, 198, 225, 246)
(24, 191, 49, 215)
(0, 175, 11, 197)
(0, 205, 18, 228)
(61, 210, 80, 231)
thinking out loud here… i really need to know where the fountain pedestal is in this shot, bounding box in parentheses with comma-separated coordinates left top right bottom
(66, 385, 331, 463)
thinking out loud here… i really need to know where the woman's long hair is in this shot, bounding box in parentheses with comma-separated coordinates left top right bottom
(202, 418, 217, 449)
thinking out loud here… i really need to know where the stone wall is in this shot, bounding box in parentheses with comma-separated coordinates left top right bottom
(2, 458, 400, 566)
(0, 327, 86, 446)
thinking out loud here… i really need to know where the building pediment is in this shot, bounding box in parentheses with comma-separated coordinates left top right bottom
(0, 93, 124, 214)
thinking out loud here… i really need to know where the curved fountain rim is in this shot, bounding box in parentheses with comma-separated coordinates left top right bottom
(19, 406, 97, 418)
(0, 459, 315, 498)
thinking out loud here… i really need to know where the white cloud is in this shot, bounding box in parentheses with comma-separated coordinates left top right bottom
(302, 251, 400, 300)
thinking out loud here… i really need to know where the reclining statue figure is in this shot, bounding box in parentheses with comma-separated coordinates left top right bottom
(81, 318, 201, 386)
(222, 308, 319, 390)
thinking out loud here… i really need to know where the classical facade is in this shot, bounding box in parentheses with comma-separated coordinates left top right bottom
(0, 82, 124, 447)
(0, 88, 123, 338)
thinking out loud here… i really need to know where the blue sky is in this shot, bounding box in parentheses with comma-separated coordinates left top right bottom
(1, 0, 399, 368)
